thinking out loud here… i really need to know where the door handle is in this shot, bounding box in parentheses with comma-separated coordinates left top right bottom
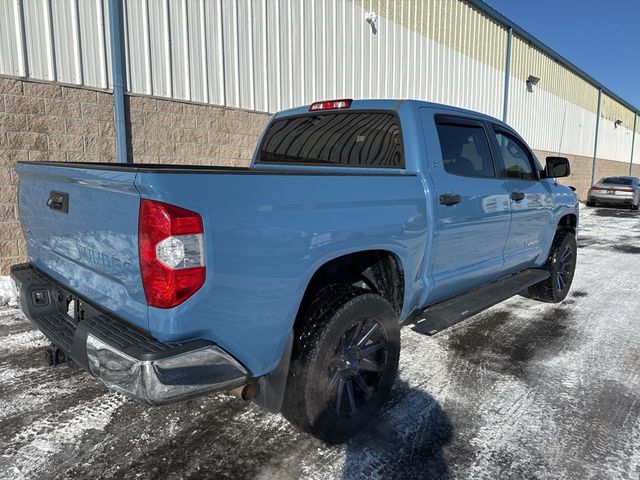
(510, 191, 525, 202)
(439, 194, 461, 206)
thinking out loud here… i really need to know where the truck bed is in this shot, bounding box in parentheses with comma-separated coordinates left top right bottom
(16, 160, 428, 376)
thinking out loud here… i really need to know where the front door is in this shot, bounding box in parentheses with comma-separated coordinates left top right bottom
(488, 126, 554, 273)
(421, 112, 512, 304)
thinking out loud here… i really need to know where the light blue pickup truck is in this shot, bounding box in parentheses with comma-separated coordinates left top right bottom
(11, 99, 578, 442)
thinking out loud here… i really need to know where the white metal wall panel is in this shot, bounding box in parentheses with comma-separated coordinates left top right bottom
(186, 0, 206, 103)
(167, 0, 190, 101)
(264, 0, 280, 111)
(327, 0, 340, 100)
(377, 8, 390, 99)
(50, 0, 82, 85)
(204, 0, 225, 106)
(302, 0, 315, 105)
(250, 0, 267, 112)
(508, 77, 598, 158)
(633, 127, 640, 166)
(22, 0, 55, 81)
(78, 0, 108, 88)
(1, 0, 108, 88)
(221, 0, 239, 107)
(348, 0, 360, 99)
(0, 0, 23, 76)
(236, 0, 253, 109)
(103, 0, 112, 88)
(1, 0, 637, 167)
(125, 0, 151, 94)
(147, 0, 170, 97)
(508, 33, 602, 159)
(597, 95, 636, 163)
(278, 0, 292, 109)
(597, 119, 633, 163)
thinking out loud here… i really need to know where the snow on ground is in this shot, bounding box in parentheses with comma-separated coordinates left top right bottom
(0, 276, 18, 307)
(0, 205, 639, 479)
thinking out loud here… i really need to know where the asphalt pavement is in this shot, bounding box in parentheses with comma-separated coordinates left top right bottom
(1, 205, 639, 480)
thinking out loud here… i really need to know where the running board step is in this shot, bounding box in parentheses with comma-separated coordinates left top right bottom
(412, 268, 550, 336)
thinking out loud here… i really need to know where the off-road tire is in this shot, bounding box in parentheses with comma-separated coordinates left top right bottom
(281, 284, 400, 443)
(527, 231, 577, 303)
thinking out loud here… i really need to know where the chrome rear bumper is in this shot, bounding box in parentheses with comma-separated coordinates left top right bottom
(10, 263, 249, 405)
(85, 335, 248, 404)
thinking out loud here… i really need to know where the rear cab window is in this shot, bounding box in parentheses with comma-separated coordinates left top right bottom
(257, 112, 404, 168)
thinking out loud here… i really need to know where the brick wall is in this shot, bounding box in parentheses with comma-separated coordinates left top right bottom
(125, 95, 267, 166)
(0, 77, 117, 273)
(594, 157, 636, 184)
(534, 149, 635, 201)
(0, 76, 270, 274)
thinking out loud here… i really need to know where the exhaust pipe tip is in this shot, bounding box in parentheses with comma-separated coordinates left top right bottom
(230, 382, 258, 401)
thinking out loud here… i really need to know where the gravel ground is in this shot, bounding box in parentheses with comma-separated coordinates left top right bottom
(1, 205, 639, 480)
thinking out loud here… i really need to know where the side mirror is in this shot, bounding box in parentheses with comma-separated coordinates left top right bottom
(545, 156, 570, 178)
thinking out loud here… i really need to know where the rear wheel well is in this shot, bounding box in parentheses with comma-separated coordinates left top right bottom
(295, 251, 404, 332)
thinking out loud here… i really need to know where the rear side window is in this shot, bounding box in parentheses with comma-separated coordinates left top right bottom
(258, 112, 404, 168)
(435, 123, 495, 177)
(494, 131, 536, 180)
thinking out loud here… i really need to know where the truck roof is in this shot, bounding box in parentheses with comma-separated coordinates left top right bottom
(273, 99, 506, 127)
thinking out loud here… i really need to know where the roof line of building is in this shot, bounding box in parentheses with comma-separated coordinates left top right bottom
(469, 0, 639, 115)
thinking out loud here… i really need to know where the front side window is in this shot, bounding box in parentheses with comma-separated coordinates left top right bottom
(435, 122, 495, 177)
(258, 112, 403, 168)
(494, 131, 536, 180)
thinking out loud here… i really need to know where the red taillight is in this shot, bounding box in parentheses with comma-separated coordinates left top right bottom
(139, 199, 205, 309)
(590, 186, 606, 191)
(309, 99, 352, 111)
(615, 187, 634, 192)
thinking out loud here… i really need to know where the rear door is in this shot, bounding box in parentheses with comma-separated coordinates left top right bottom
(488, 125, 554, 272)
(421, 113, 512, 303)
(16, 163, 147, 329)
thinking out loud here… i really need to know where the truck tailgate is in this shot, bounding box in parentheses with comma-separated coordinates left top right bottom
(15, 163, 147, 330)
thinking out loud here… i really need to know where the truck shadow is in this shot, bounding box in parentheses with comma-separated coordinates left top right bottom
(339, 379, 452, 480)
(592, 207, 640, 219)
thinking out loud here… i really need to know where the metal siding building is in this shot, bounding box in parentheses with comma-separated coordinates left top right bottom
(0, 0, 638, 169)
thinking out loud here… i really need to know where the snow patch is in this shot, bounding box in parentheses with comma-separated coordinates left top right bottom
(2, 329, 48, 354)
(2, 393, 126, 479)
(0, 276, 18, 307)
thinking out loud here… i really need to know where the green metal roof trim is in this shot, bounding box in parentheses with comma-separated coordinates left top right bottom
(355, 0, 507, 72)
(510, 34, 600, 115)
(353, 0, 638, 117)
(468, 0, 639, 115)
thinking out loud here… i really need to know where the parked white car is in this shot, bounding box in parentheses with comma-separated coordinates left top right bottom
(586, 176, 640, 210)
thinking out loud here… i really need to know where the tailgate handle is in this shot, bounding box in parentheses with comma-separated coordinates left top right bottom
(47, 191, 69, 213)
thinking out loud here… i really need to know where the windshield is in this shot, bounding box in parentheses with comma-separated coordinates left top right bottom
(601, 177, 633, 185)
(258, 112, 404, 168)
